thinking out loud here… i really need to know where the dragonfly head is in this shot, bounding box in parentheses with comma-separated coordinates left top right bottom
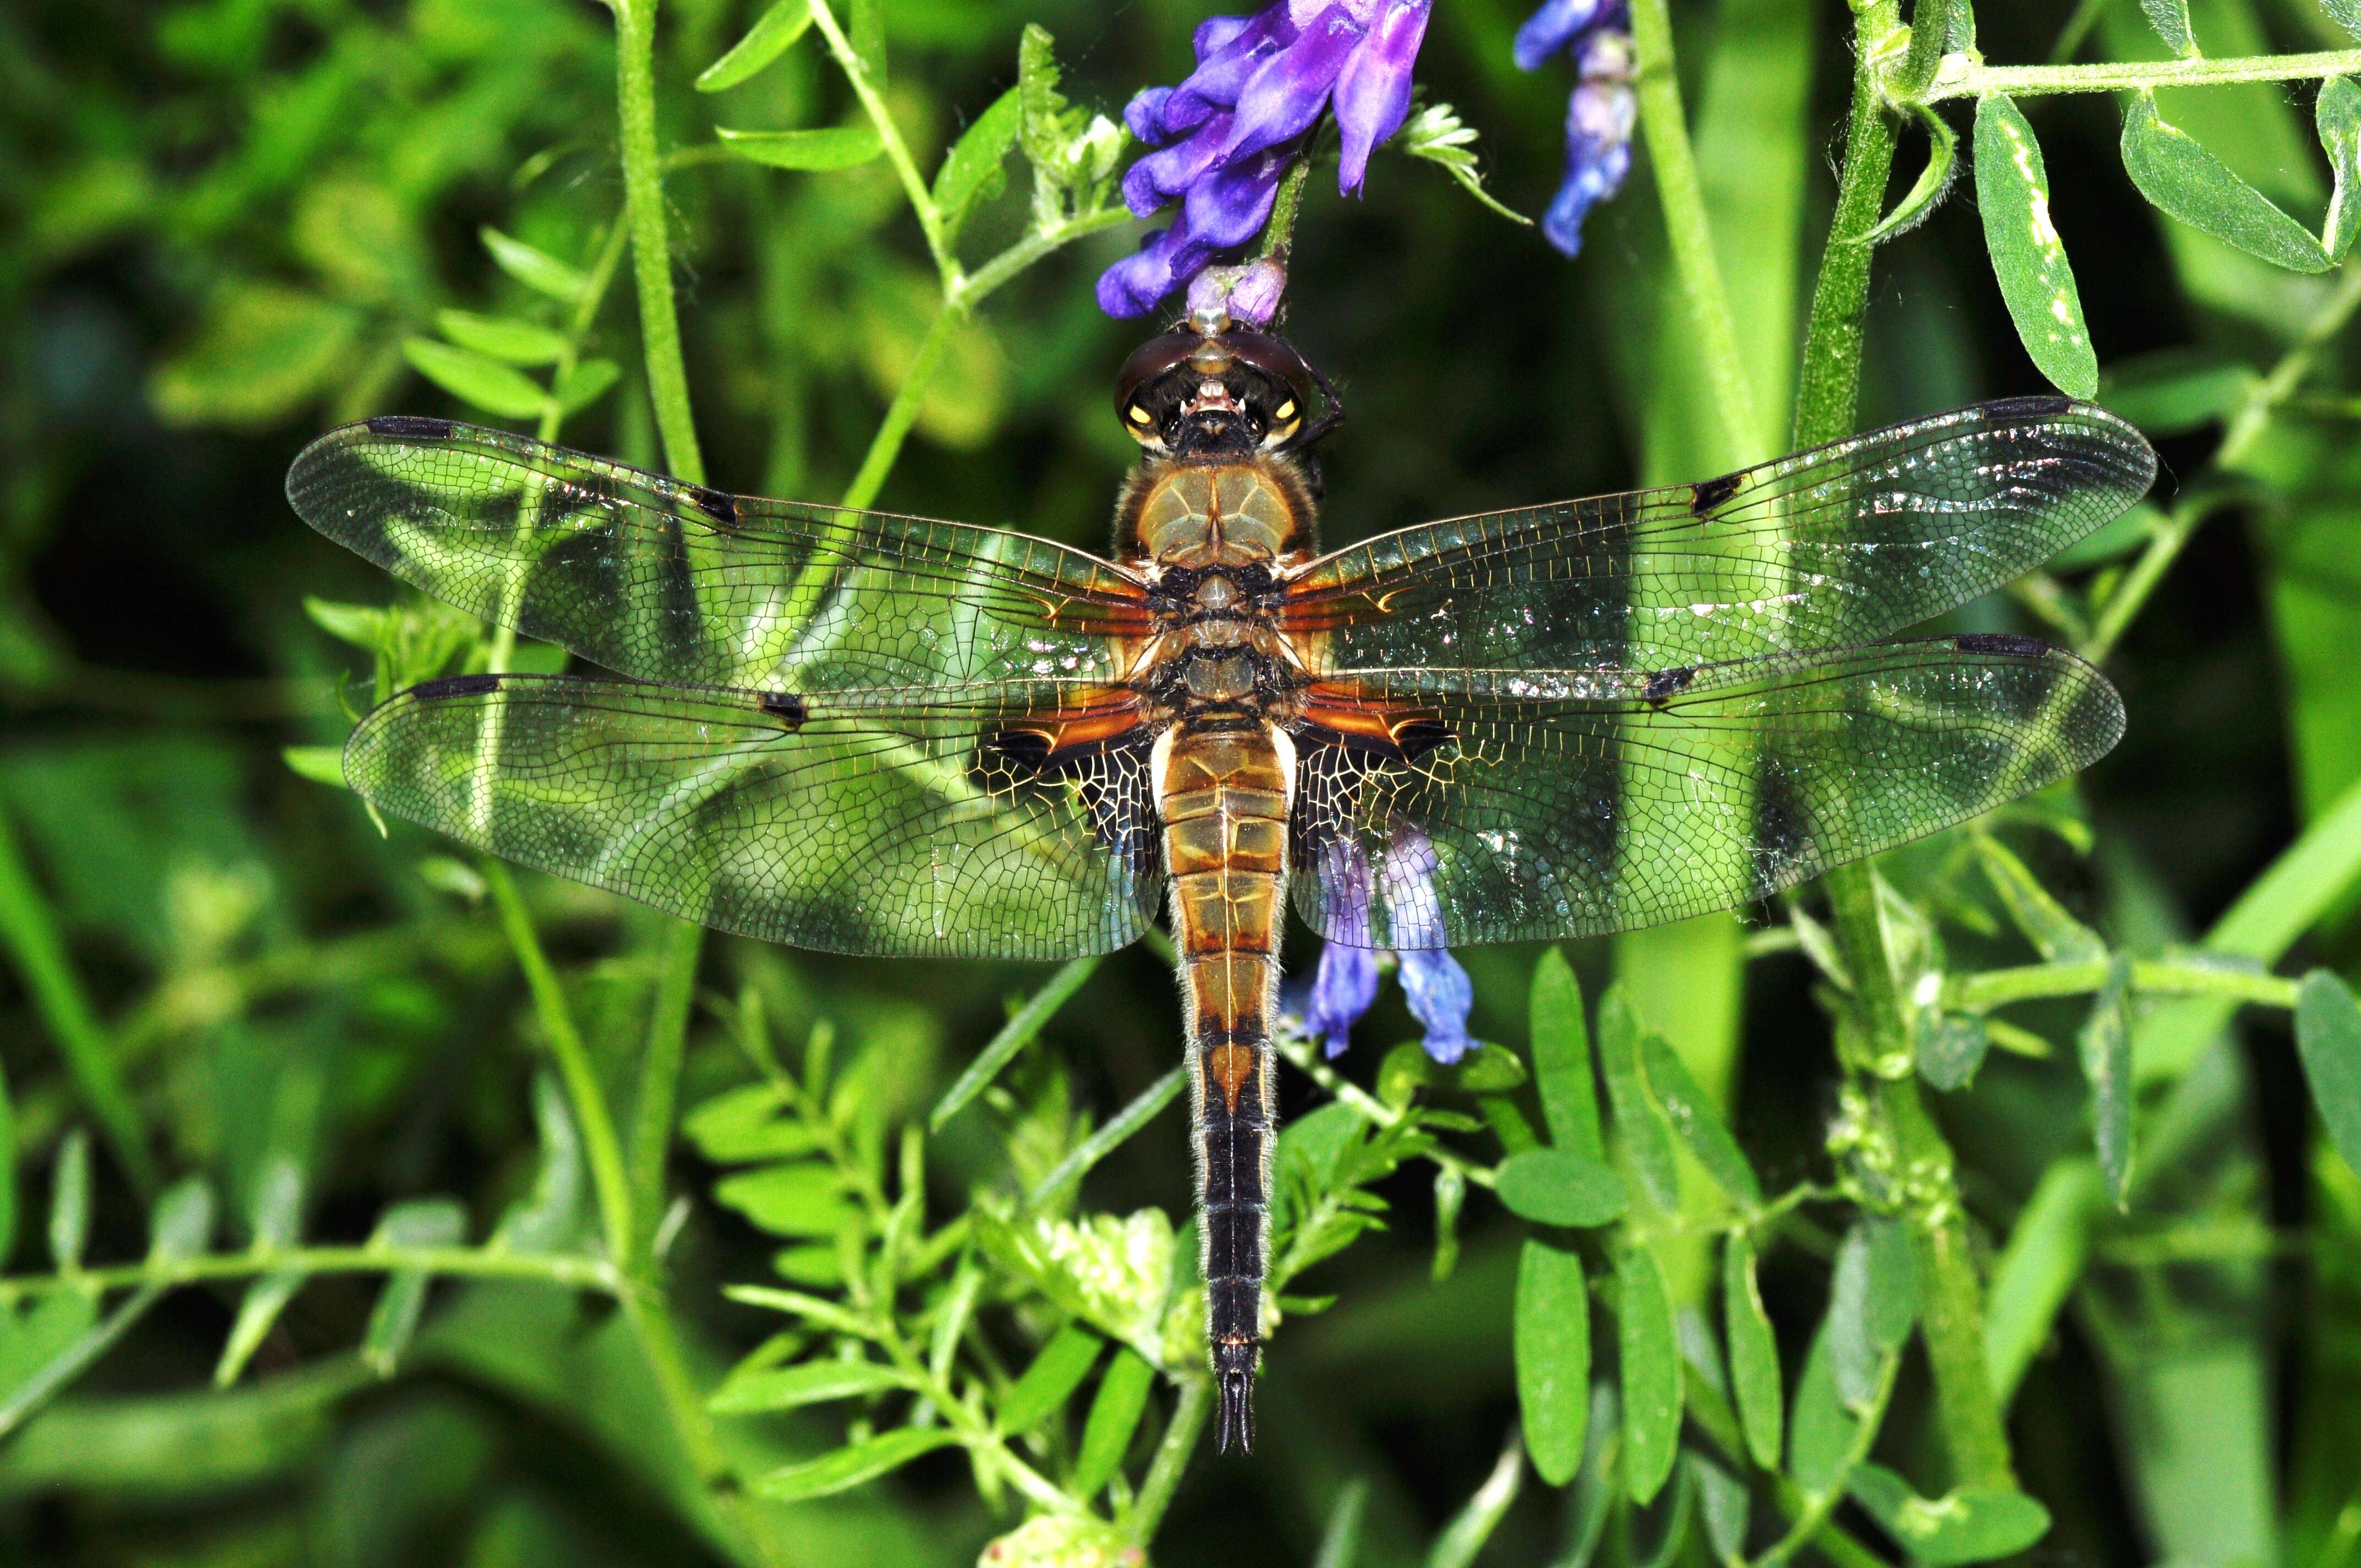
(1114, 306, 1329, 460)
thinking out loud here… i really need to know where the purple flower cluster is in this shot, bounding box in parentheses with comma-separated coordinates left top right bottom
(1296, 943, 1476, 1065)
(1514, 0, 1634, 257)
(1098, 0, 1434, 322)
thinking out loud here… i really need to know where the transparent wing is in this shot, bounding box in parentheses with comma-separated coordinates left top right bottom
(287, 417, 1154, 692)
(1283, 399, 2155, 673)
(1288, 635, 2124, 948)
(343, 673, 1162, 959)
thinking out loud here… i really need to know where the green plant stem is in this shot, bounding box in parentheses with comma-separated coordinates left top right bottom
(631, 918, 703, 1259)
(486, 863, 757, 1546)
(1272, 1030, 1493, 1189)
(1127, 1374, 1211, 1546)
(1682, 1370, 1886, 1568)
(836, 205, 1131, 510)
(0, 803, 154, 1195)
(1752, 1352, 1902, 1567)
(2083, 263, 2361, 663)
(1928, 48, 2361, 103)
(0, 1242, 619, 1304)
(1947, 955, 2299, 1014)
(612, 0, 707, 485)
(1794, 7, 2016, 1494)
(486, 864, 635, 1255)
(807, 0, 956, 290)
(1253, 156, 1314, 266)
(1629, 0, 1759, 466)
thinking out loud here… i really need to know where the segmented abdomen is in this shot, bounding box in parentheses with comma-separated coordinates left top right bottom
(1158, 723, 1289, 1452)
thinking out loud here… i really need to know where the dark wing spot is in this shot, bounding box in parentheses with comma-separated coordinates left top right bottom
(1953, 631, 2052, 657)
(410, 673, 503, 700)
(1643, 665, 1698, 704)
(366, 414, 457, 440)
(987, 729, 1053, 769)
(1982, 394, 2074, 420)
(758, 691, 809, 729)
(1391, 718, 1454, 759)
(1689, 473, 1743, 515)
(686, 484, 738, 527)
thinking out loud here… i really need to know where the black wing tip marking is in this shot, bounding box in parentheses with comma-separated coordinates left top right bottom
(1951, 631, 2054, 658)
(1689, 473, 1744, 516)
(1643, 665, 1699, 704)
(409, 673, 505, 701)
(364, 413, 460, 440)
(1980, 394, 2077, 420)
(686, 484, 739, 527)
(758, 690, 808, 729)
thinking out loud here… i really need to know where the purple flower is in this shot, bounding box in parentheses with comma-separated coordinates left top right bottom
(1516, 0, 1633, 258)
(1098, 0, 1435, 319)
(1281, 823, 1476, 1066)
(1303, 943, 1381, 1058)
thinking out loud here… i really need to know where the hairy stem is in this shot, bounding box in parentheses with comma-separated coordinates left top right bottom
(808, 0, 956, 289)
(1793, 7, 2016, 1492)
(1630, 0, 1759, 466)
(613, 0, 707, 485)
(1928, 48, 2361, 103)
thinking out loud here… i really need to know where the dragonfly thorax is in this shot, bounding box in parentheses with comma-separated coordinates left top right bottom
(1114, 455, 1316, 565)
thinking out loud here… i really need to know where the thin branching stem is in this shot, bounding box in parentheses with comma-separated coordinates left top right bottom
(612, 0, 706, 485)
(1947, 955, 2300, 1014)
(807, 0, 957, 290)
(0, 1243, 619, 1304)
(1927, 48, 2361, 103)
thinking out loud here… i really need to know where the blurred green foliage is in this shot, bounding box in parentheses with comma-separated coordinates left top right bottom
(13, 1, 2361, 1566)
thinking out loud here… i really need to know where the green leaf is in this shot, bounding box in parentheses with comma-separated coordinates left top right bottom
(2297, 970, 2361, 1180)
(1073, 1348, 1154, 1495)
(2120, 92, 2331, 273)
(1864, 102, 1959, 244)
(696, 1, 813, 92)
(281, 745, 346, 788)
(717, 124, 885, 172)
(932, 956, 1099, 1129)
(1617, 1244, 1681, 1505)
(1426, 1432, 1526, 1568)
(2333, 0, 2361, 42)
(753, 1426, 962, 1501)
(479, 226, 590, 302)
(1983, 1159, 2103, 1401)
(1690, 1452, 1750, 1566)
(215, 1157, 303, 1386)
(683, 1085, 820, 1162)
(2137, 0, 2195, 55)
(714, 1162, 856, 1238)
(1313, 1480, 1368, 1568)
(997, 1322, 1103, 1434)
(708, 1358, 912, 1413)
(434, 309, 567, 366)
(360, 1198, 466, 1376)
(1431, 1164, 1465, 1281)
(1828, 1219, 1916, 1412)
(2079, 954, 2134, 1205)
(402, 338, 548, 421)
(1597, 986, 1679, 1211)
(48, 1131, 88, 1273)
(1016, 24, 1071, 176)
(149, 1178, 214, 1260)
(1974, 835, 2106, 963)
(1529, 948, 1602, 1159)
(0, 1292, 99, 1408)
(2321, 79, 2361, 262)
(1847, 1466, 2053, 1566)
(1398, 101, 1533, 226)
(1495, 1148, 1627, 1228)
(1723, 1232, 1783, 1469)
(1974, 95, 2098, 398)
(554, 357, 620, 416)
(848, 0, 885, 85)
(1515, 1238, 1590, 1485)
(1639, 1033, 1759, 1208)
(934, 87, 1022, 242)
(1916, 1011, 1990, 1092)
(149, 283, 360, 428)
(1788, 1324, 1860, 1498)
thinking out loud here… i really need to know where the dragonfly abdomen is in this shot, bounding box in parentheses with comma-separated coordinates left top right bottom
(1158, 722, 1292, 1453)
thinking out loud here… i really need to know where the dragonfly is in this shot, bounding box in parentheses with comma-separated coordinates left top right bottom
(287, 307, 2155, 1452)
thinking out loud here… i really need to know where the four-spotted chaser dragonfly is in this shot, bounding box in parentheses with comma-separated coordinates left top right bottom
(287, 307, 2155, 1451)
